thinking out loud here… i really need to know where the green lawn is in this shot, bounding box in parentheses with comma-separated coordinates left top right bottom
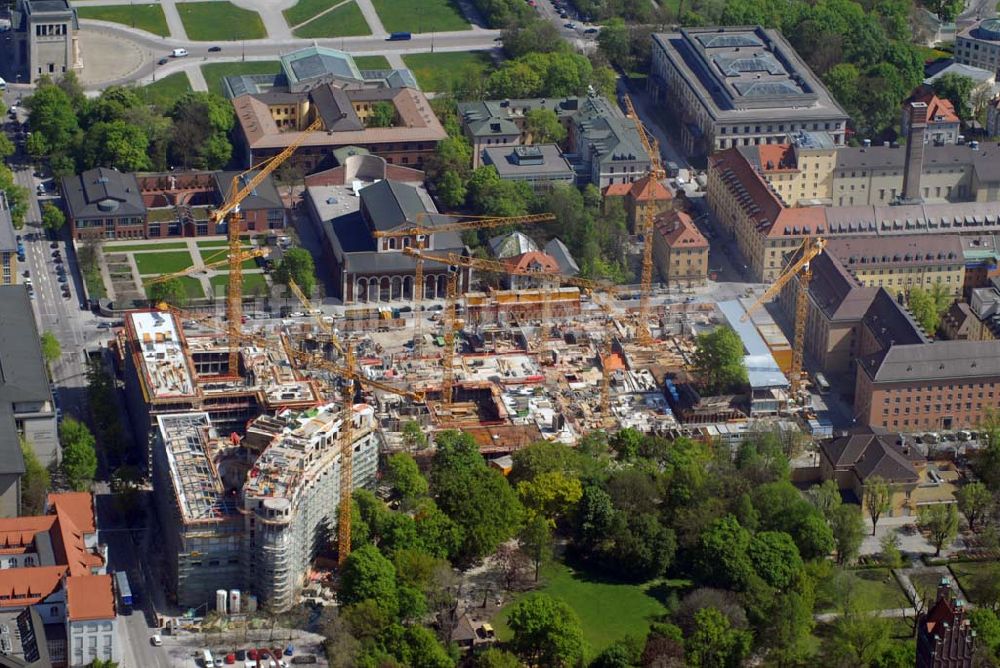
(372, 0, 469, 32)
(77, 4, 169, 36)
(201, 61, 281, 96)
(196, 239, 253, 250)
(354, 55, 391, 70)
(143, 275, 205, 300)
(401, 51, 492, 92)
(914, 44, 952, 63)
(910, 570, 950, 606)
(209, 273, 268, 295)
(106, 241, 190, 252)
(177, 2, 267, 41)
(282, 0, 338, 25)
(143, 72, 193, 109)
(815, 568, 910, 613)
(133, 250, 195, 276)
(491, 562, 674, 658)
(949, 561, 998, 605)
(293, 1, 371, 38)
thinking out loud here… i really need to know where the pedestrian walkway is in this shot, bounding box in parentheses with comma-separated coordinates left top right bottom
(290, 0, 350, 31)
(354, 0, 386, 35)
(161, 0, 187, 40)
(185, 64, 208, 92)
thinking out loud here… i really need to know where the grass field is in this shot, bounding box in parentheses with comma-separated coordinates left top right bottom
(177, 2, 266, 41)
(910, 570, 949, 605)
(815, 568, 910, 613)
(402, 51, 491, 92)
(201, 61, 281, 96)
(133, 251, 195, 276)
(143, 72, 193, 109)
(77, 4, 169, 36)
(282, 0, 339, 25)
(949, 561, 997, 605)
(372, 0, 469, 32)
(491, 562, 673, 658)
(209, 273, 268, 295)
(106, 241, 190, 252)
(354, 55, 391, 70)
(294, 1, 370, 38)
(196, 239, 253, 250)
(143, 275, 205, 299)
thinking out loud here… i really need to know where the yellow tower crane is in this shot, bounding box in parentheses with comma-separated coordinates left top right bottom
(403, 247, 619, 418)
(741, 237, 826, 398)
(209, 116, 322, 375)
(622, 94, 667, 346)
(371, 213, 556, 357)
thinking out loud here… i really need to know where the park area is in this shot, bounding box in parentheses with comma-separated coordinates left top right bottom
(94, 238, 269, 306)
(143, 72, 193, 109)
(177, 2, 267, 41)
(76, 3, 169, 36)
(401, 51, 492, 92)
(293, 2, 371, 38)
(372, 0, 469, 32)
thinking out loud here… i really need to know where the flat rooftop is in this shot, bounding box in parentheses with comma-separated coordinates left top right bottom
(652, 26, 848, 122)
(129, 311, 197, 400)
(156, 413, 239, 523)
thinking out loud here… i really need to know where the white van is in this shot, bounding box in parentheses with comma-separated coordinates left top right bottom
(0, 77, 7, 91)
(171, 48, 189, 58)
(201, 649, 213, 667)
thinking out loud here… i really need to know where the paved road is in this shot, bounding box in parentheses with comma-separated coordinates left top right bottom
(958, 0, 996, 25)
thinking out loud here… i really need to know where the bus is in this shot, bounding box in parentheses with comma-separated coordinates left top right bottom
(114, 571, 133, 615)
(814, 372, 831, 394)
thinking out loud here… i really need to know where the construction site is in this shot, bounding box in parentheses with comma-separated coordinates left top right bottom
(115, 95, 825, 613)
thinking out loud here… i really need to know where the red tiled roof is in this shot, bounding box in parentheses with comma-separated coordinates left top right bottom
(602, 183, 631, 198)
(48, 493, 96, 534)
(656, 210, 708, 248)
(629, 175, 671, 202)
(757, 144, 798, 172)
(0, 566, 67, 609)
(0, 517, 57, 554)
(65, 574, 115, 621)
(505, 251, 561, 274)
(908, 88, 960, 124)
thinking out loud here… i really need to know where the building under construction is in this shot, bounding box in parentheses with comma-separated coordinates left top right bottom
(152, 403, 378, 610)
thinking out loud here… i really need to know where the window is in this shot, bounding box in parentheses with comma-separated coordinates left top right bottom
(6, 558, 14, 567)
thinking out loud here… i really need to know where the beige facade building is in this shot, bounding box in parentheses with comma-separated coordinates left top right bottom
(8, 0, 82, 83)
(652, 210, 709, 287)
(823, 235, 966, 298)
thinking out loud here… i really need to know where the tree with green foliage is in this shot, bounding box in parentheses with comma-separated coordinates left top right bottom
(956, 481, 992, 532)
(907, 284, 952, 335)
(41, 203, 66, 232)
(687, 607, 752, 668)
(471, 648, 521, 668)
(400, 420, 428, 452)
(365, 101, 396, 128)
(147, 277, 188, 308)
(864, 476, 893, 535)
(509, 440, 584, 485)
(918, 503, 959, 557)
(386, 453, 428, 503)
(590, 638, 643, 668)
(609, 427, 642, 460)
(807, 479, 843, 521)
(25, 79, 81, 159)
(19, 438, 50, 515)
(60, 417, 98, 491)
(167, 92, 234, 169)
(751, 481, 835, 559)
(0, 166, 28, 228)
(870, 641, 914, 668)
(925, 0, 964, 20)
(506, 593, 585, 667)
(692, 326, 748, 394)
(519, 513, 552, 582)
(466, 165, 534, 217)
(748, 531, 803, 590)
(970, 608, 1000, 659)
(0, 134, 14, 160)
(695, 515, 754, 590)
(734, 429, 790, 485)
(77, 119, 151, 172)
(339, 544, 399, 615)
(40, 331, 61, 367)
(274, 247, 317, 297)
(932, 74, 976, 120)
(831, 588, 893, 666)
(831, 503, 865, 565)
(430, 431, 522, 563)
(524, 108, 567, 144)
(517, 470, 582, 523)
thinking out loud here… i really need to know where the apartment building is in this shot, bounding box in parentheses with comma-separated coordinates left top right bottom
(955, 18, 1000, 72)
(0, 493, 117, 667)
(854, 339, 1000, 431)
(649, 26, 848, 157)
(901, 88, 960, 145)
(652, 209, 709, 287)
(457, 94, 650, 187)
(153, 404, 378, 610)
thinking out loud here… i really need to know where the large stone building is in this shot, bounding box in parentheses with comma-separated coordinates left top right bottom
(5, 0, 82, 84)
(706, 140, 1000, 281)
(306, 171, 470, 304)
(819, 430, 920, 516)
(649, 26, 849, 158)
(152, 404, 378, 610)
(457, 95, 650, 187)
(0, 286, 59, 517)
(61, 167, 284, 240)
(855, 339, 1000, 431)
(0, 195, 19, 286)
(481, 145, 576, 190)
(225, 47, 446, 173)
(0, 493, 118, 667)
(955, 18, 1000, 72)
(652, 210, 709, 288)
(822, 235, 966, 298)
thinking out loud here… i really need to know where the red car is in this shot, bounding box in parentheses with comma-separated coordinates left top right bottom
(248, 649, 258, 660)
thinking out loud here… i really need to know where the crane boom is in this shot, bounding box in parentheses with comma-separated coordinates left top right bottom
(287, 279, 344, 354)
(145, 249, 268, 286)
(741, 237, 825, 398)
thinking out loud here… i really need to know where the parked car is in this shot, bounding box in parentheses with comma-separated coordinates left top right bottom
(208, 46, 222, 52)
(150, 635, 162, 646)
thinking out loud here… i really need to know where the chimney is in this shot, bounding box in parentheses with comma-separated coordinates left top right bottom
(902, 101, 928, 202)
